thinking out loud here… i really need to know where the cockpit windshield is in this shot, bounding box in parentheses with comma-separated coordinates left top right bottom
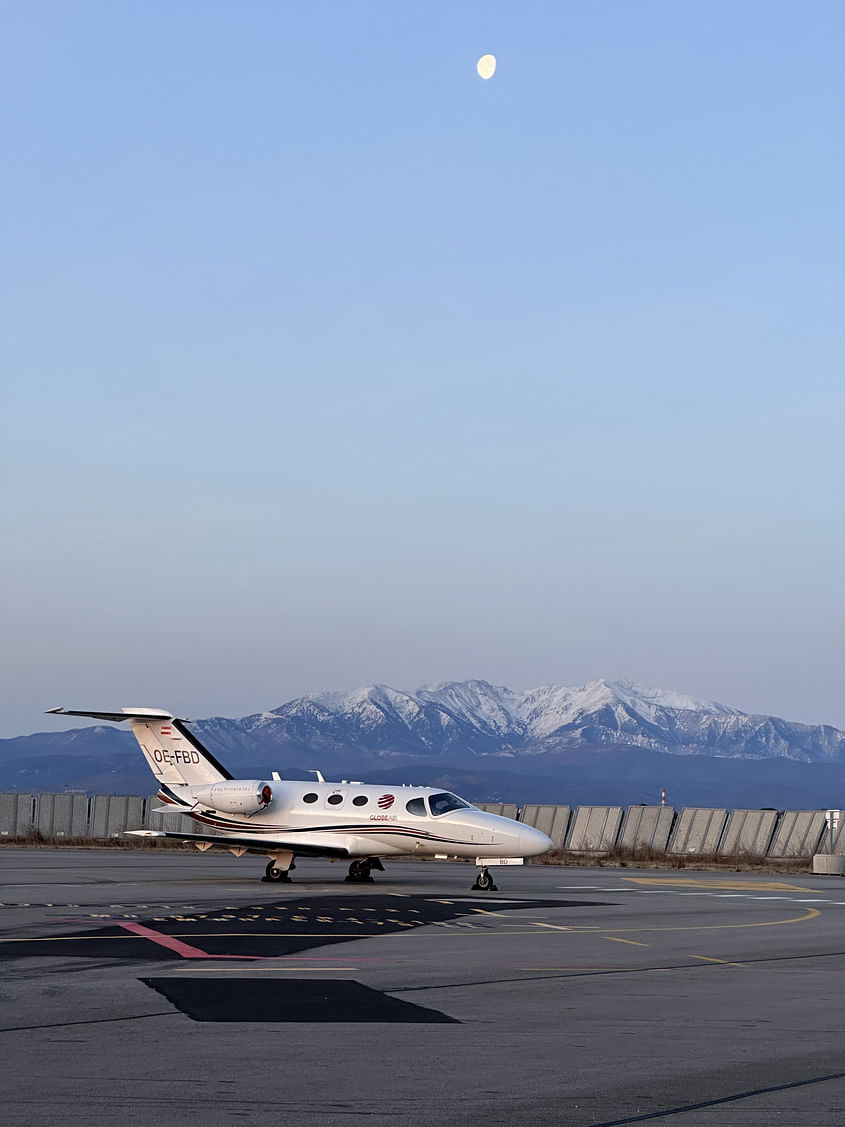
(428, 791, 470, 817)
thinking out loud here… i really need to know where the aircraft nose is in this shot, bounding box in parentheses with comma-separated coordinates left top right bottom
(519, 824, 554, 856)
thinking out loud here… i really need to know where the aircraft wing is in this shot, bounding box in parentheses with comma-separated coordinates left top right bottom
(127, 829, 350, 859)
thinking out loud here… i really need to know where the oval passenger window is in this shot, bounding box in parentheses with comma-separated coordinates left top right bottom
(327, 794, 343, 805)
(352, 795, 368, 806)
(303, 793, 318, 803)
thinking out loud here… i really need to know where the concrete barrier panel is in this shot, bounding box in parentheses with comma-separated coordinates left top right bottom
(813, 854, 845, 875)
(668, 808, 728, 854)
(719, 810, 778, 857)
(768, 811, 827, 857)
(37, 793, 89, 838)
(0, 794, 36, 837)
(520, 805, 571, 848)
(566, 806, 623, 851)
(619, 806, 675, 852)
(90, 795, 145, 837)
(827, 812, 845, 854)
(476, 803, 519, 821)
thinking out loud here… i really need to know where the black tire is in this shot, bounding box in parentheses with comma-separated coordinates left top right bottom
(474, 869, 493, 891)
(263, 860, 290, 883)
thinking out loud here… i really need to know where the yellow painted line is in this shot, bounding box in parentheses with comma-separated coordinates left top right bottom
(0, 934, 148, 943)
(531, 921, 573, 932)
(517, 967, 621, 972)
(604, 936, 649, 947)
(690, 954, 745, 968)
(469, 908, 508, 917)
(624, 877, 816, 892)
(565, 906, 822, 935)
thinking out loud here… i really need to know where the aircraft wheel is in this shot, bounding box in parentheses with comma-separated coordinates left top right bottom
(345, 860, 374, 883)
(263, 860, 291, 883)
(472, 868, 497, 892)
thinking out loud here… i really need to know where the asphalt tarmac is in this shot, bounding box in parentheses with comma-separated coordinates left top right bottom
(1, 848, 844, 1126)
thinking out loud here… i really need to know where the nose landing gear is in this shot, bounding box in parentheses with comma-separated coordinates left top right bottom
(472, 867, 498, 892)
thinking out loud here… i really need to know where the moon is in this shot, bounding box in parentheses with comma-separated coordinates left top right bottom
(477, 54, 497, 80)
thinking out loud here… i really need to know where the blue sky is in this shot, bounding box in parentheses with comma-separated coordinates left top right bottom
(2, 1, 843, 736)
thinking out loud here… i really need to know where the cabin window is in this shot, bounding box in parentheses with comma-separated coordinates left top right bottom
(429, 792, 470, 816)
(327, 794, 343, 805)
(303, 793, 318, 803)
(352, 795, 368, 806)
(405, 797, 427, 816)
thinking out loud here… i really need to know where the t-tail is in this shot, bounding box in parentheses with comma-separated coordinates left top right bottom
(45, 707, 231, 787)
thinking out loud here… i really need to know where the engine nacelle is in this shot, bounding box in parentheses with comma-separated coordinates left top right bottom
(190, 781, 273, 814)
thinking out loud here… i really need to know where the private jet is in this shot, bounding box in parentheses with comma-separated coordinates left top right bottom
(46, 707, 553, 888)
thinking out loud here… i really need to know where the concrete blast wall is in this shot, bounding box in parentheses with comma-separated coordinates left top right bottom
(830, 814, 845, 855)
(90, 795, 145, 838)
(520, 805, 571, 848)
(0, 794, 36, 837)
(3, 797, 845, 860)
(37, 793, 89, 838)
(566, 806, 624, 851)
(767, 811, 827, 857)
(668, 808, 728, 854)
(719, 810, 778, 857)
(619, 806, 675, 852)
(476, 803, 519, 822)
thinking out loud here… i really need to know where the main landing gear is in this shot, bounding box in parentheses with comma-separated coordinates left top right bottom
(345, 858, 385, 884)
(472, 867, 498, 892)
(262, 858, 295, 883)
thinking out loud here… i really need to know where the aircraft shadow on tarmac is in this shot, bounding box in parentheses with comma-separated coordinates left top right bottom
(142, 976, 461, 1024)
(0, 895, 608, 961)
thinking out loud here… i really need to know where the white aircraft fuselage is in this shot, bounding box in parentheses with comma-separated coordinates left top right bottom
(159, 776, 548, 860)
(45, 706, 553, 885)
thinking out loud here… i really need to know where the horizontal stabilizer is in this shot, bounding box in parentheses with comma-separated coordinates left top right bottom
(46, 707, 181, 722)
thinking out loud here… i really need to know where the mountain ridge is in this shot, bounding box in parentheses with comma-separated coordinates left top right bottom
(3, 678, 843, 805)
(220, 677, 845, 764)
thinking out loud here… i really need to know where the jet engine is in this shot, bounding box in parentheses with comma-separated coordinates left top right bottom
(190, 781, 273, 814)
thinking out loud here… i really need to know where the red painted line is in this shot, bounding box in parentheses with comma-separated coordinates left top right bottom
(118, 921, 261, 960)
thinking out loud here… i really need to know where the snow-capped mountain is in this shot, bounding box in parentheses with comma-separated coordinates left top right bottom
(190, 677, 844, 766)
(3, 680, 844, 803)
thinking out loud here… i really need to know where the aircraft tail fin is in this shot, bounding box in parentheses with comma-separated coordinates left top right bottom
(46, 707, 232, 786)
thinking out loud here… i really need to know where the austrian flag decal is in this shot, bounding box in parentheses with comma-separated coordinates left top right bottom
(160, 726, 171, 736)
(377, 794, 395, 810)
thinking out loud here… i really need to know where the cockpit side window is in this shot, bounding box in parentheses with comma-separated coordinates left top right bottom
(405, 797, 427, 816)
(428, 792, 470, 816)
